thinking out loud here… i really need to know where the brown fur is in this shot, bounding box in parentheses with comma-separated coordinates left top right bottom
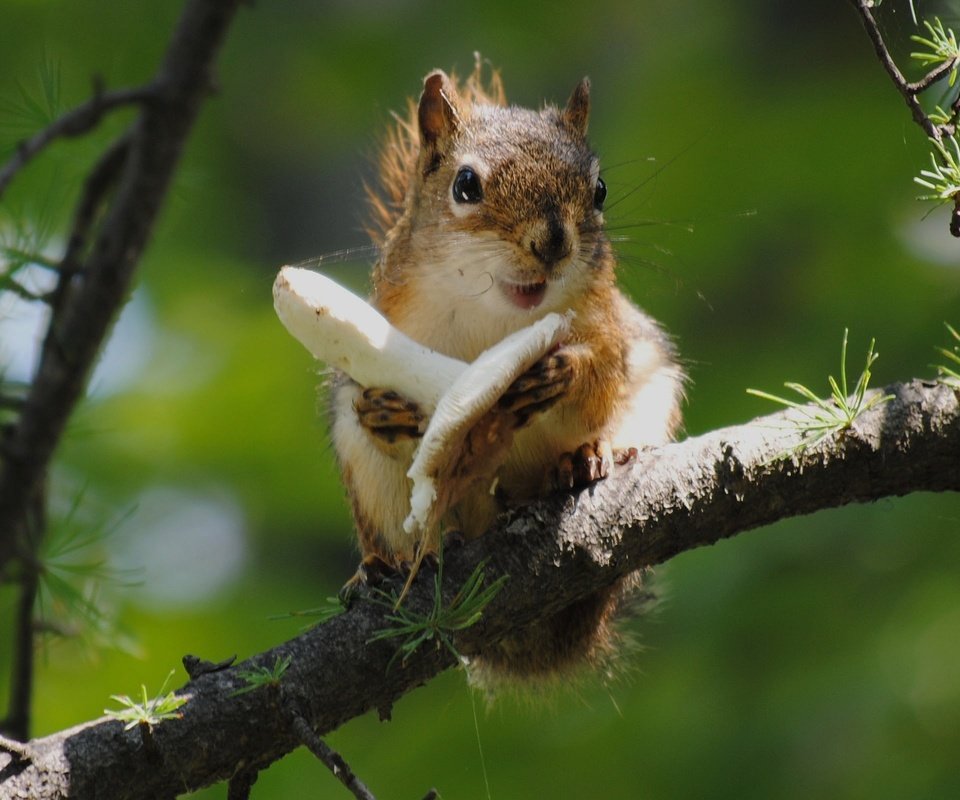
(331, 60, 685, 688)
(365, 55, 506, 247)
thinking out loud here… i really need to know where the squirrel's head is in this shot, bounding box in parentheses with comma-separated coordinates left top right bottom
(396, 67, 610, 321)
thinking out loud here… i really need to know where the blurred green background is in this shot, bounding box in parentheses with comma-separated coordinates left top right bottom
(1, 0, 959, 797)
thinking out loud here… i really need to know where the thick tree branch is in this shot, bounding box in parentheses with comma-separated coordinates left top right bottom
(1, 379, 956, 799)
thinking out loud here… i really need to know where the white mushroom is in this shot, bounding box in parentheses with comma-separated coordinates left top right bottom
(273, 266, 464, 412)
(404, 311, 571, 536)
(273, 265, 571, 539)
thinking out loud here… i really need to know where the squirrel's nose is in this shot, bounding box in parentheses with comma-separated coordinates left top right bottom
(528, 219, 572, 269)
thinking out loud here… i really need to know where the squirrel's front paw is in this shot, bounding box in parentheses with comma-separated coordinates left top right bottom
(355, 387, 426, 443)
(498, 349, 574, 427)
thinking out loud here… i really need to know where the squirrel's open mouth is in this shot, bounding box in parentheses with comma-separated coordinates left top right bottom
(500, 278, 547, 310)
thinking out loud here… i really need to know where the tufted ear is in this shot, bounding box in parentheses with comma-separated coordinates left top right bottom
(562, 77, 590, 136)
(418, 70, 461, 167)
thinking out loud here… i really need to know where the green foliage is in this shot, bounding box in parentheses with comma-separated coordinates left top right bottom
(268, 597, 346, 627)
(1, 3, 958, 798)
(232, 654, 292, 697)
(915, 135, 960, 202)
(911, 17, 960, 86)
(368, 555, 508, 668)
(104, 670, 187, 730)
(32, 493, 139, 652)
(0, 55, 63, 151)
(935, 322, 960, 388)
(747, 330, 894, 453)
(0, 188, 64, 298)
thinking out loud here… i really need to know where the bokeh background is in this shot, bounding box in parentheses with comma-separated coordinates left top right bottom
(1, 0, 959, 797)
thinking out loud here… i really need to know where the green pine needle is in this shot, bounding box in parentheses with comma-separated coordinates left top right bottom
(268, 597, 346, 626)
(33, 493, 140, 651)
(104, 670, 188, 731)
(0, 56, 63, 148)
(911, 17, 960, 86)
(915, 135, 960, 202)
(747, 329, 894, 454)
(935, 322, 960, 388)
(231, 655, 292, 697)
(367, 551, 508, 669)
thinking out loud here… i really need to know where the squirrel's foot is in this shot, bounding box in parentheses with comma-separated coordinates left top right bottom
(555, 439, 615, 490)
(442, 528, 467, 551)
(355, 387, 425, 444)
(498, 349, 574, 426)
(338, 553, 401, 606)
(613, 445, 638, 466)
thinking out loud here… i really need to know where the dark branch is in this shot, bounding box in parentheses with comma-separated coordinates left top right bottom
(1, 379, 956, 799)
(848, 0, 946, 140)
(0, 496, 41, 741)
(848, 1, 960, 235)
(287, 699, 378, 800)
(226, 769, 258, 800)
(0, 86, 155, 200)
(0, 0, 243, 578)
(907, 55, 960, 95)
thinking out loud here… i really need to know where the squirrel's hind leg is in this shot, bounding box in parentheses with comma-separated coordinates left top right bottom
(338, 552, 403, 605)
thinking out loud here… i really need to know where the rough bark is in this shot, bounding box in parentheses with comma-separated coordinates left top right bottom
(1, 379, 956, 799)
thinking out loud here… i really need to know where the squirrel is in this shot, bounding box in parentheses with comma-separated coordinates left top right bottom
(329, 58, 685, 683)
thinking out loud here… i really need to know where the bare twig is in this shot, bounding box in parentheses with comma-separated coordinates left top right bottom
(849, 0, 960, 234)
(287, 703, 378, 800)
(58, 134, 131, 279)
(1, 493, 43, 741)
(849, 0, 944, 140)
(226, 768, 258, 800)
(0, 277, 49, 303)
(0, 85, 154, 201)
(0, 733, 33, 762)
(907, 55, 959, 97)
(0, 248, 60, 272)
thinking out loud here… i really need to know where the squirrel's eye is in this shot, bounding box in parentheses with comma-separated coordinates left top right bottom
(453, 167, 483, 204)
(593, 177, 607, 211)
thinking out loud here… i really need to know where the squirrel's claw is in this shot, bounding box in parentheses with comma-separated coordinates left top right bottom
(555, 439, 614, 490)
(339, 552, 402, 606)
(355, 387, 426, 443)
(498, 349, 574, 426)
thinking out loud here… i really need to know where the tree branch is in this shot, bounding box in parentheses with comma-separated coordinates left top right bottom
(848, 0, 946, 141)
(0, 494, 43, 742)
(1, 379, 956, 799)
(848, 0, 960, 235)
(286, 699, 378, 800)
(0, 0, 243, 579)
(0, 85, 155, 201)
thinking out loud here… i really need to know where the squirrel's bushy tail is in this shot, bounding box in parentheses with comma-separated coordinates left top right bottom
(467, 573, 651, 695)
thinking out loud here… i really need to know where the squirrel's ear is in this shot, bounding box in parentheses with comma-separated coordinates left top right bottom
(562, 77, 590, 136)
(418, 70, 460, 158)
